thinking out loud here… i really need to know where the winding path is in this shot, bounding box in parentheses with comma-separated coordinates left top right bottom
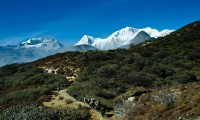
(42, 67, 114, 120)
(43, 88, 87, 109)
(43, 88, 115, 120)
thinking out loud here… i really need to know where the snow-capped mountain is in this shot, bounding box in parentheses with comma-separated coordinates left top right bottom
(18, 38, 63, 50)
(0, 27, 174, 66)
(0, 38, 97, 66)
(76, 27, 174, 50)
(140, 27, 174, 38)
(0, 38, 64, 66)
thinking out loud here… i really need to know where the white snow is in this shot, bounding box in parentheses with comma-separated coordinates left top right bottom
(75, 27, 174, 50)
(18, 38, 63, 50)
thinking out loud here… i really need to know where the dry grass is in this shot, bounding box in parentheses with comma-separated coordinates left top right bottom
(116, 83, 200, 120)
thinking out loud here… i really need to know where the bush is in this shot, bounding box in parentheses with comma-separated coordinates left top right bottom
(0, 63, 20, 77)
(97, 89, 118, 99)
(0, 64, 69, 106)
(123, 72, 154, 87)
(0, 104, 90, 120)
(65, 99, 74, 104)
(97, 64, 118, 78)
(143, 65, 174, 78)
(76, 74, 89, 82)
(96, 78, 118, 89)
(0, 87, 52, 105)
(168, 72, 197, 84)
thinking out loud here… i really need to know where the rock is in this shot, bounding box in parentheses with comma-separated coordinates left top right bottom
(127, 97, 135, 102)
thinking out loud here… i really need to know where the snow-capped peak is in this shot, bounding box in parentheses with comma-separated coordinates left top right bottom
(75, 35, 94, 46)
(76, 26, 174, 50)
(118, 26, 136, 33)
(140, 27, 174, 38)
(109, 27, 139, 38)
(140, 27, 160, 38)
(18, 38, 63, 50)
(159, 29, 175, 37)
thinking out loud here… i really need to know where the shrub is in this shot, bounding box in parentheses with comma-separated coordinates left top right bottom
(76, 74, 89, 82)
(97, 89, 118, 99)
(97, 64, 118, 78)
(0, 63, 20, 77)
(65, 99, 74, 104)
(0, 104, 90, 120)
(0, 87, 52, 105)
(59, 96, 64, 100)
(96, 78, 118, 89)
(143, 65, 174, 78)
(169, 72, 197, 84)
(123, 72, 154, 87)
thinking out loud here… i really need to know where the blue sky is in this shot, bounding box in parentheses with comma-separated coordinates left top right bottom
(0, 0, 199, 46)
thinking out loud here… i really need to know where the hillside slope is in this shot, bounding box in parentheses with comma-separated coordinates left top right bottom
(0, 21, 200, 119)
(33, 21, 200, 119)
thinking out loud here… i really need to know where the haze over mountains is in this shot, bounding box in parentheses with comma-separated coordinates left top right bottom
(0, 26, 174, 66)
(0, 38, 62, 66)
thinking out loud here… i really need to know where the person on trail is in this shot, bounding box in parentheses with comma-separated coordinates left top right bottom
(95, 101, 100, 110)
(87, 98, 90, 104)
(83, 98, 90, 105)
(89, 98, 96, 108)
(91, 98, 96, 103)
(56, 86, 60, 92)
(100, 107, 105, 116)
(83, 98, 87, 104)
(89, 101, 95, 108)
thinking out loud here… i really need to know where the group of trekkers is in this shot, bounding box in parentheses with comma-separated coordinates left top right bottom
(83, 97, 106, 116)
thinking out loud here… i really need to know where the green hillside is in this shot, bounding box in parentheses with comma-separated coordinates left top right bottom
(0, 21, 200, 120)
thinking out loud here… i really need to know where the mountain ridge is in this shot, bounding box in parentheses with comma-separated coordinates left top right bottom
(0, 38, 97, 66)
(76, 27, 174, 50)
(17, 38, 63, 50)
(0, 26, 174, 66)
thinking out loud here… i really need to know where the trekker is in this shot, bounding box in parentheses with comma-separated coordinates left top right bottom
(95, 101, 100, 110)
(100, 107, 105, 116)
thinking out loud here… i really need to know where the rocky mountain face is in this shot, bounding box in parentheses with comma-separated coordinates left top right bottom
(76, 27, 174, 50)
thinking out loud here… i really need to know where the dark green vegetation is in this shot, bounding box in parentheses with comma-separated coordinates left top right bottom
(0, 64, 70, 108)
(35, 21, 200, 109)
(0, 21, 200, 119)
(0, 104, 90, 120)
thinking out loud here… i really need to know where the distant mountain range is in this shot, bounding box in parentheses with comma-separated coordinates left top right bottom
(76, 27, 174, 50)
(0, 38, 96, 66)
(17, 38, 63, 50)
(0, 27, 174, 66)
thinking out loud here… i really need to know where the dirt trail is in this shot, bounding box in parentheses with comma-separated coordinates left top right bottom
(90, 109, 101, 120)
(43, 88, 111, 120)
(42, 68, 114, 120)
(43, 88, 87, 109)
